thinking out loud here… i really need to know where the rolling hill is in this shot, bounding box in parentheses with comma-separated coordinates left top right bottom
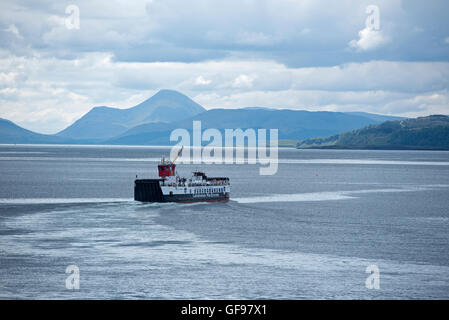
(0, 118, 68, 144)
(296, 115, 449, 150)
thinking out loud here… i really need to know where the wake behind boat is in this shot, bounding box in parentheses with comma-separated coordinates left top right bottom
(134, 148, 230, 203)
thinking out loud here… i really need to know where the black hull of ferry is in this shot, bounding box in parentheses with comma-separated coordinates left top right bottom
(134, 179, 229, 203)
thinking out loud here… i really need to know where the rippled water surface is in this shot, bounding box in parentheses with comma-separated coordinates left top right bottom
(0, 145, 448, 299)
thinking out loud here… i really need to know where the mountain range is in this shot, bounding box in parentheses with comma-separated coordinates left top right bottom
(1, 89, 407, 146)
(106, 108, 404, 145)
(296, 115, 449, 150)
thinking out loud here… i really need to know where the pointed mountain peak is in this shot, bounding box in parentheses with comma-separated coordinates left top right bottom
(154, 89, 184, 96)
(133, 89, 205, 113)
(146, 89, 193, 102)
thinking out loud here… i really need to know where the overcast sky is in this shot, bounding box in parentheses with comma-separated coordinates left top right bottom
(1, 0, 449, 133)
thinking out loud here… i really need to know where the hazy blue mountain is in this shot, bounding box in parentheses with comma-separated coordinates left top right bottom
(57, 89, 206, 140)
(107, 108, 402, 145)
(0, 118, 68, 144)
(0, 89, 411, 146)
(345, 112, 405, 122)
(296, 115, 449, 150)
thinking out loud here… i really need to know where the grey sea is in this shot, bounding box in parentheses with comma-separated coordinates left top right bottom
(0, 144, 449, 299)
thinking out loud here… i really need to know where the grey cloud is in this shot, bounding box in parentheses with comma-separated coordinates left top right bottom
(1, 0, 449, 66)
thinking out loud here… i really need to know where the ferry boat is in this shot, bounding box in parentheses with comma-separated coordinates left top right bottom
(134, 148, 230, 203)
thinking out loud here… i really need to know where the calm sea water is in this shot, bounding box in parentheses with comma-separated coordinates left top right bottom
(0, 145, 448, 299)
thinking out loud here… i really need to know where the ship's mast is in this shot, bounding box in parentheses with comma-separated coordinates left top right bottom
(171, 146, 183, 164)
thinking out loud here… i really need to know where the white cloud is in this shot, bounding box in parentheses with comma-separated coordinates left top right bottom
(232, 74, 255, 88)
(235, 32, 277, 46)
(194, 89, 449, 118)
(194, 76, 212, 86)
(349, 27, 390, 51)
(0, 50, 448, 134)
(4, 24, 23, 39)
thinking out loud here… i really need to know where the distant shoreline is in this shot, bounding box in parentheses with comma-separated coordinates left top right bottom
(0, 143, 296, 150)
(2, 143, 449, 151)
(297, 145, 449, 151)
